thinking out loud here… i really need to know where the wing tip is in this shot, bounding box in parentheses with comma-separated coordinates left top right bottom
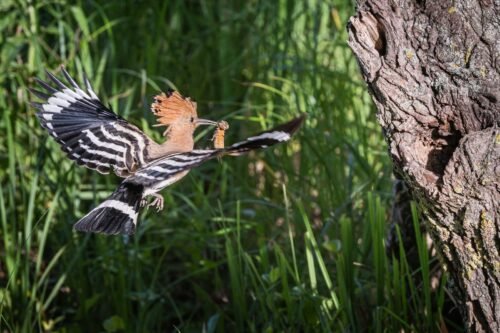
(277, 113, 306, 136)
(224, 114, 306, 155)
(45, 69, 69, 90)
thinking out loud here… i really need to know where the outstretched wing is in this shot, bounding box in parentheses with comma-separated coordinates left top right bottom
(126, 114, 306, 191)
(30, 67, 152, 175)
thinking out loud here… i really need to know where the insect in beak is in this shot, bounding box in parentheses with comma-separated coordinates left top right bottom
(212, 120, 229, 149)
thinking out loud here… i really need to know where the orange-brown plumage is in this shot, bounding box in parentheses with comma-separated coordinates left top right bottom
(151, 90, 197, 127)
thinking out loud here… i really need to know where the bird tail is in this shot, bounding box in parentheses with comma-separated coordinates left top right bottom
(73, 182, 144, 235)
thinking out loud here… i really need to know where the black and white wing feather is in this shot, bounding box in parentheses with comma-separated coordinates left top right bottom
(31, 67, 152, 175)
(127, 149, 220, 195)
(224, 115, 304, 155)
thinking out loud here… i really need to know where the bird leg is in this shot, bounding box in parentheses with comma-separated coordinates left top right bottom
(146, 193, 164, 211)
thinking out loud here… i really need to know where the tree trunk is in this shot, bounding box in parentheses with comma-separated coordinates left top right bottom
(347, 1, 499, 332)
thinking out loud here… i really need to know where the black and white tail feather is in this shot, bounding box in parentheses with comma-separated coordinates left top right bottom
(31, 67, 152, 175)
(73, 183, 144, 235)
(74, 115, 305, 235)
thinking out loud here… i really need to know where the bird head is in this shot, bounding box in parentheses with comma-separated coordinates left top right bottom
(151, 90, 217, 136)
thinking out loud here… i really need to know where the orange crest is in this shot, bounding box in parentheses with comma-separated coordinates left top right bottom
(151, 90, 197, 126)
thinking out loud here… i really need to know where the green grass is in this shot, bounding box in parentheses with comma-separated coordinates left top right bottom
(0, 0, 456, 332)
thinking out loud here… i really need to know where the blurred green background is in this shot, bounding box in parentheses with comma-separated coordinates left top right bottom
(0, 0, 453, 332)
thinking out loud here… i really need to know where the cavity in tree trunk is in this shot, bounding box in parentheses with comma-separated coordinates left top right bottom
(347, 1, 499, 332)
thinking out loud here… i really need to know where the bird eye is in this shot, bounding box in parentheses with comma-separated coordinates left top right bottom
(190, 117, 194, 123)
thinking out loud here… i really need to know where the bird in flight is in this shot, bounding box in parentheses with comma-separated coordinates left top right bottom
(31, 67, 304, 235)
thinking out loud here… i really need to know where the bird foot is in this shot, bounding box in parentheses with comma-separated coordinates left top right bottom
(147, 194, 164, 211)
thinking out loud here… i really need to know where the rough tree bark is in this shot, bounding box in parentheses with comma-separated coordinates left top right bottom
(347, 1, 499, 332)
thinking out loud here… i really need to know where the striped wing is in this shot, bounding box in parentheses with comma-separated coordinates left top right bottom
(127, 150, 219, 193)
(31, 68, 151, 175)
(125, 114, 305, 192)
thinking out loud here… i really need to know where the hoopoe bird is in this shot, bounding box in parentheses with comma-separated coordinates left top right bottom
(31, 67, 305, 235)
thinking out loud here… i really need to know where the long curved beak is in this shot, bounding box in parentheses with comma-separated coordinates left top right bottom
(195, 118, 218, 126)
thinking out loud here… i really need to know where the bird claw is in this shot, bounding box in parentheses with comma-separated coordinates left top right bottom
(147, 195, 164, 211)
(140, 194, 164, 211)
